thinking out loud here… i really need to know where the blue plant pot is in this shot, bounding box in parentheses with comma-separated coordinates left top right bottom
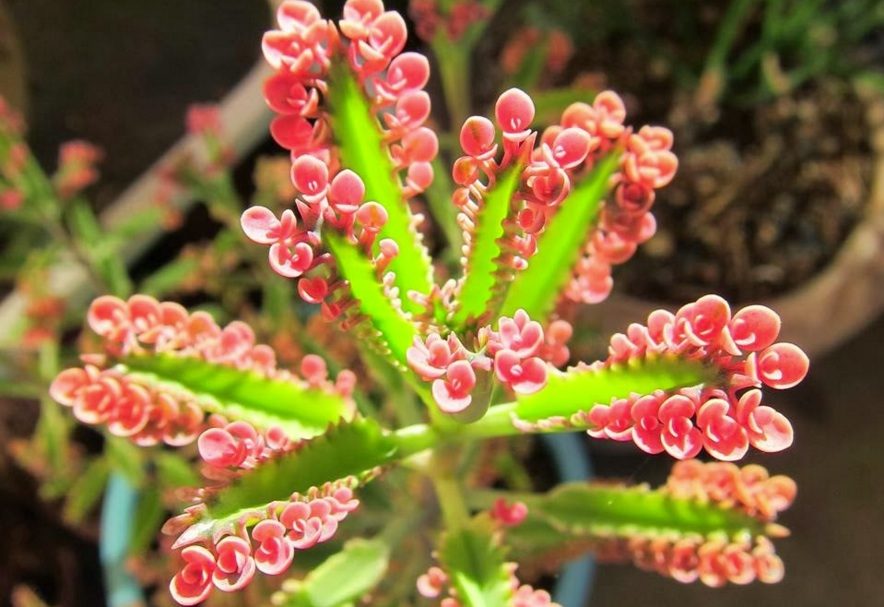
(541, 433, 595, 607)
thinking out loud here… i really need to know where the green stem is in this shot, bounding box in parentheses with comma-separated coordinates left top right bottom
(433, 39, 472, 130)
(428, 447, 471, 530)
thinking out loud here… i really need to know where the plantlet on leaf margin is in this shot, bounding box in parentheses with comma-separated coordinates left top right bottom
(45, 1, 811, 605)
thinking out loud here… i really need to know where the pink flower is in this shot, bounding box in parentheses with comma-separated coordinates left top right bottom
(696, 398, 749, 461)
(252, 520, 294, 575)
(734, 390, 793, 452)
(494, 350, 547, 395)
(492, 310, 544, 358)
(170, 545, 216, 606)
(432, 359, 477, 413)
(490, 498, 528, 527)
(496, 88, 535, 143)
(416, 566, 448, 598)
(407, 333, 463, 380)
(281, 499, 339, 549)
(658, 394, 703, 460)
(729, 305, 781, 352)
(212, 536, 256, 592)
(754, 343, 809, 390)
(675, 295, 731, 348)
(186, 104, 222, 136)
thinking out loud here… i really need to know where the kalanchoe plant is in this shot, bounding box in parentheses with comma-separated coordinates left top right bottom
(46, 1, 810, 605)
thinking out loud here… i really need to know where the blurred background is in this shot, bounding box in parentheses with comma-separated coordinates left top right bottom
(0, 0, 882, 605)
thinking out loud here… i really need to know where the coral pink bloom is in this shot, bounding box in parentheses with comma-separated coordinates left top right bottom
(432, 359, 476, 413)
(407, 334, 459, 380)
(496, 88, 535, 141)
(263, 71, 313, 115)
(494, 310, 544, 358)
(281, 499, 340, 549)
(212, 536, 256, 592)
(494, 350, 547, 395)
(269, 241, 315, 278)
(696, 398, 749, 461)
(547, 127, 591, 169)
(630, 393, 664, 454)
(198, 425, 250, 468)
(658, 395, 703, 459)
(734, 390, 793, 452)
(49, 367, 91, 406)
(755, 343, 809, 389)
(252, 519, 295, 575)
(298, 276, 329, 303)
(416, 566, 448, 598)
(729, 305, 781, 352)
(170, 545, 216, 606)
(586, 397, 632, 441)
(87, 295, 129, 338)
(675, 295, 731, 348)
(241, 207, 299, 245)
(376, 52, 430, 98)
(460, 116, 497, 159)
(107, 384, 151, 437)
(490, 498, 528, 527)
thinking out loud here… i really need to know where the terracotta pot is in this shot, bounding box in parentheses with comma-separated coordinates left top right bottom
(582, 86, 884, 358)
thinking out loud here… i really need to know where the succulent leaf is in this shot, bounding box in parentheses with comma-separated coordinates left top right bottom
(438, 518, 513, 607)
(451, 162, 525, 328)
(500, 152, 620, 322)
(123, 354, 347, 439)
(326, 66, 434, 314)
(207, 418, 396, 521)
(323, 232, 419, 366)
(273, 537, 391, 607)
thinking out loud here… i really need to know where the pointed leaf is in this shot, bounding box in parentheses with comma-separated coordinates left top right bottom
(327, 66, 434, 314)
(438, 519, 512, 607)
(532, 482, 765, 538)
(451, 163, 524, 328)
(63, 456, 110, 523)
(208, 418, 396, 521)
(500, 152, 620, 322)
(122, 352, 348, 439)
(277, 538, 391, 607)
(469, 356, 716, 437)
(323, 232, 418, 366)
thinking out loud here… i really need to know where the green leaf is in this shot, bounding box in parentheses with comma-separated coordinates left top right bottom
(530, 86, 597, 126)
(279, 538, 392, 607)
(326, 65, 434, 315)
(122, 352, 349, 439)
(323, 232, 418, 366)
(155, 452, 201, 489)
(104, 436, 145, 486)
(129, 486, 165, 555)
(207, 418, 396, 522)
(532, 483, 765, 538)
(466, 356, 717, 438)
(500, 152, 620, 322)
(438, 518, 512, 607)
(63, 456, 110, 523)
(451, 162, 524, 328)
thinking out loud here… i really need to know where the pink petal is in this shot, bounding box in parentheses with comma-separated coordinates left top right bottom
(757, 343, 809, 389)
(241, 206, 282, 244)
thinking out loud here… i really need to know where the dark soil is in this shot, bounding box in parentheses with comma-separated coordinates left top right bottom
(615, 82, 872, 303)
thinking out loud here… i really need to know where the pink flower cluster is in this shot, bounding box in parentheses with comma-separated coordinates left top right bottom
(451, 87, 676, 307)
(562, 98, 677, 304)
(409, 0, 491, 42)
(168, 483, 359, 605)
(50, 364, 204, 446)
(261, 0, 436, 195)
(198, 419, 296, 474)
(241, 157, 401, 322)
(417, 562, 561, 606)
(572, 295, 808, 460)
(603, 533, 785, 587)
(49, 295, 354, 444)
(666, 460, 797, 522)
(54, 140, 103, 199)
(407, 310, 551, 413)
